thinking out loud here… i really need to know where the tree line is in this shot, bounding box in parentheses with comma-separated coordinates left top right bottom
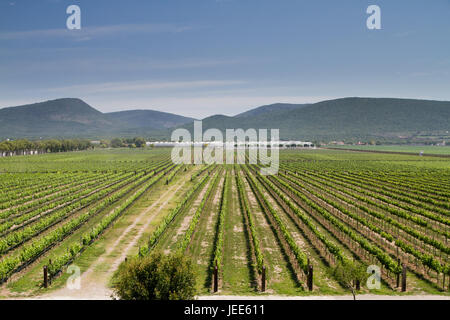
(0, 139, 93, 156)
(110, 137, 146, 148)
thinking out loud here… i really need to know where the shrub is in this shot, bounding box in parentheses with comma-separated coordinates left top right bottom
(332, 261, 368, 300)
(112, 251, 197, 300)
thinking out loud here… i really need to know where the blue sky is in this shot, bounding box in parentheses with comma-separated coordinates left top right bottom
(0, 0, 449, 118)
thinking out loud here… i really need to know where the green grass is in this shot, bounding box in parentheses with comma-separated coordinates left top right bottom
(186, 168, 224, 295)
(221, 168, 255, 295)
(152, 168, 211, 253)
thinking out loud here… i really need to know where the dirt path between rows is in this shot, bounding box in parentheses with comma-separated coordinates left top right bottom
(29, 178, 189, 300)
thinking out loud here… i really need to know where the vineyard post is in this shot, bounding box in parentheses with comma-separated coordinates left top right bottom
(43, 266, 48, 288)
(261, 266, 266, 292)
(396, 272, 400, 288)
(396, 257, 400, 287)
(213, 265, 218, 293)
(442, 273, 445, 291)
(307, 264, 313, 291)
(48, 259, 52, 285)
(401, 264, 407, 292)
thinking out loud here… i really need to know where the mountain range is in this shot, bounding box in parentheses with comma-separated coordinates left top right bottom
(0, 98, 193, 140)
(0, 97, 449, 142)
(182, 98, 450, 141)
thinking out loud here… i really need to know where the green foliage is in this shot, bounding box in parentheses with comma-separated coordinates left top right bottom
(244, 166, 309, 272)
(110, 138, 124, 148)
(140, 172, 209, 255)
(212, 170, 229, 271)
(179, 170, 219, 252)
(268, 168, 401, 273)
(133, 137, 146, 148)
(333, 261, 368, 298)
(183, 97, 450, 141)
(235, 168, 265, 273)
(112, 251, 197, 300)
(0, 162, 173, 281)
(0, 138, 92, 153)
(0, 171, 133, 253)
(110, 137, 147, 148)
(281, 170, 447, 271)
(254, 168, 346, 263)
(46, 168, 169, 279)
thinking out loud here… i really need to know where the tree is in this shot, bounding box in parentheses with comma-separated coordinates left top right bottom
(332, 261, 368, 300)
(112, 251, 197, 300)
(133, 137, 146, 148)
(111, 138, 124, 148)
(0, 141, 10, 155)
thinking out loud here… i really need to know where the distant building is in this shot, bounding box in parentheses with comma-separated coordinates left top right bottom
(147, 140, 314, 148)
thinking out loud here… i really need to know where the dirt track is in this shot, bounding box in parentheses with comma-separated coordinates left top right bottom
(27, 178, 189, 300)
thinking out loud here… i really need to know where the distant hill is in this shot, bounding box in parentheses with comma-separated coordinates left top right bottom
(0, 98, 194, 139)
(182, 98, 450, 141)
(1, 97, 449, 141)
(234, 103, 309, 118)
(106, 109, 193, 130)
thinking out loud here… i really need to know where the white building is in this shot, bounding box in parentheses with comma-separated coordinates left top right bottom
(147, 140, 314, 148)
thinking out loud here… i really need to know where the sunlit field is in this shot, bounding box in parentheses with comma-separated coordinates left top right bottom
(0, 148, 449, 298)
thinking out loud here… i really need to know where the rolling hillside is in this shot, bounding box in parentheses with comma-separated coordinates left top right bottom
(182, 98, 450, 141)
(1, 97, 449, 141)
(234, 103, 309, 118)
(0, 98, 194, 139)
